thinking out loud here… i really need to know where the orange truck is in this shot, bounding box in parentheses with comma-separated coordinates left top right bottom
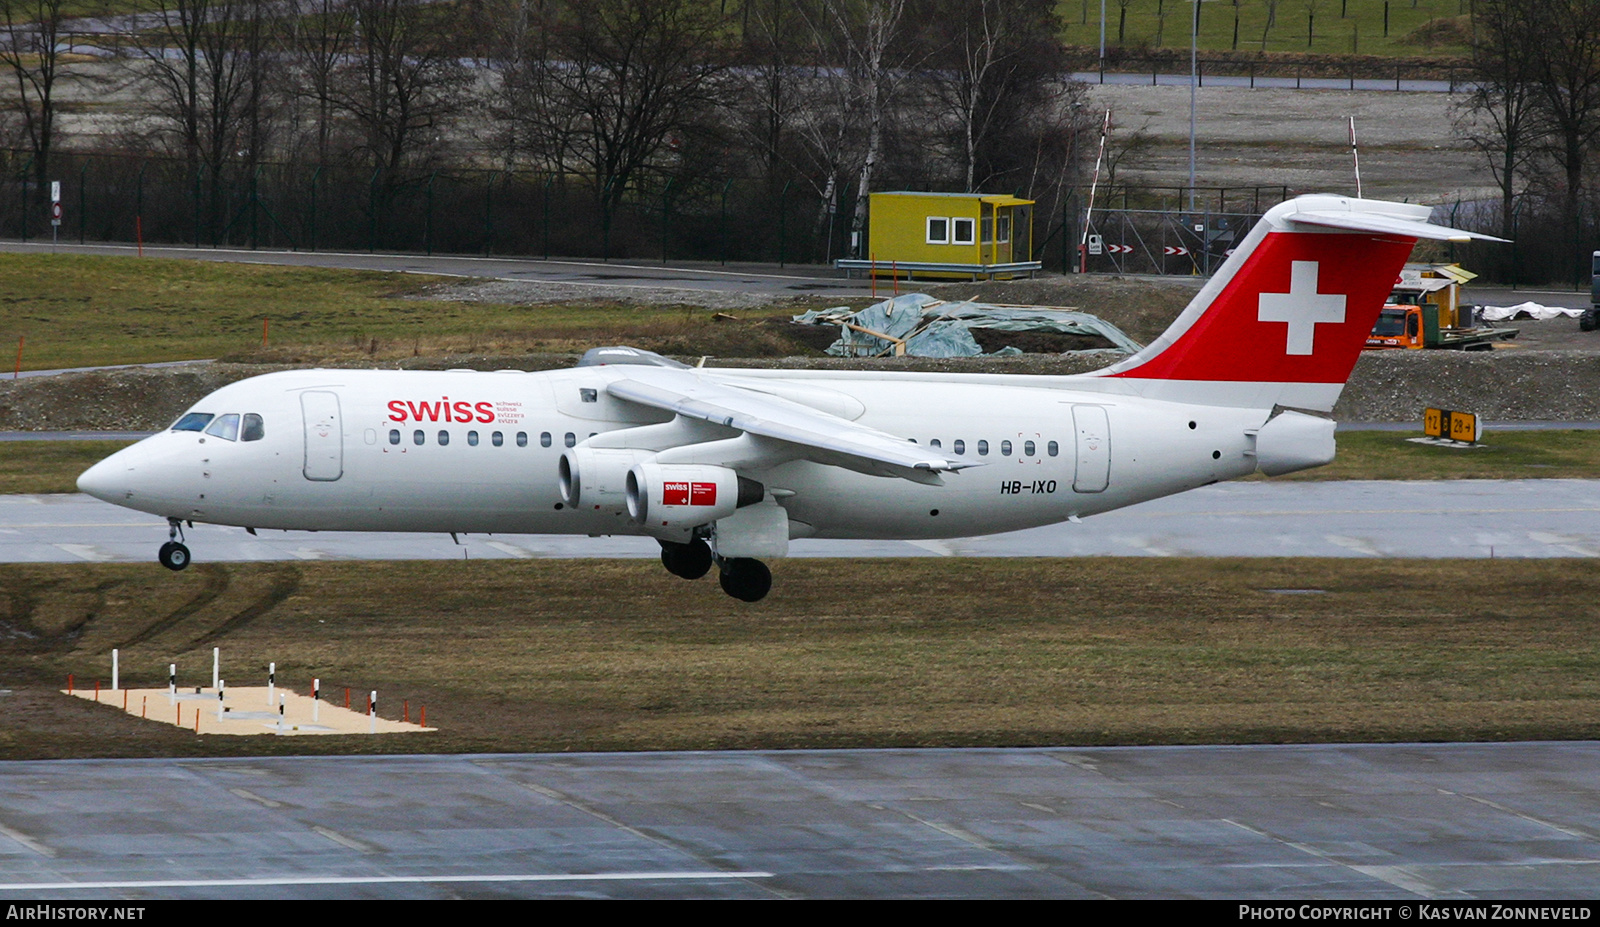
(1364, 263, 1518, 351)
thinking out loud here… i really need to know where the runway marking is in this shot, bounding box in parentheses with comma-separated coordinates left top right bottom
(288, 548, 325, 561)
(0, 871, 774, 891)
(0, 823, 56, 858)
(312, 826, 377, 853)
(1528, 532, 1600, 558)
(1452, 792, 1598, 841)
(1324, 535, 1382, 557)
(904, 540, 956, 556)
(52, 543, 113, 561)
(1116, 506, 1600, 520)
(1114, 536, 1176, 556)
(228, 788, 283, 809)
(1222, 818, 1463, 899)
(483, 540, 533, 559)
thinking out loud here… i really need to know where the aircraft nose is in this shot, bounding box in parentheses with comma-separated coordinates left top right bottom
(77, 454, 130, 503)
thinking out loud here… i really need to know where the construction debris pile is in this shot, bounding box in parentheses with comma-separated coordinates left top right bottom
(792, 294, 1143, 358)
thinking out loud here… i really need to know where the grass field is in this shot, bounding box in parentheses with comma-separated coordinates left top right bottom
(0, 254, 808, 371)
(1061, 0, 1471, 57)
(10, 429, 1597, 494)
(2, 557, 1595, 760)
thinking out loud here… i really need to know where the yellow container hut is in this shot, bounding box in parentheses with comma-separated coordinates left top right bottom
(836, 191, 1041, 280)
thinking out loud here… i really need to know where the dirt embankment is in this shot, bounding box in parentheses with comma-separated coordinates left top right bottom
(4, 275, 1594, 430)
(4, 347, 1596, 431)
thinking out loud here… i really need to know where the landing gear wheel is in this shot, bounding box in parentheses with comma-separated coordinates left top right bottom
(659, 538, 713, 579)
(1582, 309, 1599, 332)
(718, 558, 772, 602)
(158, 541, 191, 572)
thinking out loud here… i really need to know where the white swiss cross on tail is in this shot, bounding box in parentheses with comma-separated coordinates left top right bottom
(1256, 260, 1345, 356)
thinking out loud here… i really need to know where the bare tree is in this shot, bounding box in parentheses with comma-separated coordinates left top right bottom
(922, 0, 1069, 193)
(0, 0, 65, 199)
(128, 0, 277, 241)
(332, 0, 470, 182)
(1522, 0, 1600, 256)
(533, 0, 730, 213)
(1458, 0, 1542, 241)
(282, 0, 356, 167)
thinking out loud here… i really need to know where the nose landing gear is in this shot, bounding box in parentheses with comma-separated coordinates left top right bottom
(158, 518, 191, 572)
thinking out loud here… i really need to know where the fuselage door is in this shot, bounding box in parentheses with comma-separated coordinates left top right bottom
(1072, 404, 1110, 493)
(301, 390, 343, 481)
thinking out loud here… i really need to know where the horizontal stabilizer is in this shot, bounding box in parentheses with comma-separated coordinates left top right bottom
(1285, 209, 1507, 243)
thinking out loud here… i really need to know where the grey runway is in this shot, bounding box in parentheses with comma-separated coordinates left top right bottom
(5, 480, 1598, 565)
(0, 743, 1594, 899)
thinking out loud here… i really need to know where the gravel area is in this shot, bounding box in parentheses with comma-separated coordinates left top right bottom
(414, 279, 792, 311)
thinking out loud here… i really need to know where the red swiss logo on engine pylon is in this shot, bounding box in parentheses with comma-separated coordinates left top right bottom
(662, 481, 717, 506)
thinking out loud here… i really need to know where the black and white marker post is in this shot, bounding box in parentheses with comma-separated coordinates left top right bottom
(49, 181, 61, 250)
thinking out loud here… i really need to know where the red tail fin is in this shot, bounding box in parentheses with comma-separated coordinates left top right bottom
(1090, 195, 1502, 412)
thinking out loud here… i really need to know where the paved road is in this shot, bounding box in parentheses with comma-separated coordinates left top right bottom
(6, 480, 1598, 565)
(0, 743, 1593, 899)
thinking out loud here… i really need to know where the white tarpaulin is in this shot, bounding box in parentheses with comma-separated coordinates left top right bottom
(1480, 302, 1582, 321)
(793, 294, 1143, 358)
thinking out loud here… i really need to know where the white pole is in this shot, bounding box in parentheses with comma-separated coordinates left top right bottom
(1099, 0, 1106, 80)
(313, 678, 320, 724)
(1349, 117, 1363, 199)
(267, 662, 275, 708)
(111, 649, 118, 692)
(277, 693, 285, 734)
(168, 664, 176, 704)
(218, 680, 225, 721)
(1189, 0, 1199, 213)
(212, 647, 219, 690)
(369, 690, 377, 734)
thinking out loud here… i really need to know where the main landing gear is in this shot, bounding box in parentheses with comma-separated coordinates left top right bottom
(158, 518, 191, 572)
(658, 538, 772, 602)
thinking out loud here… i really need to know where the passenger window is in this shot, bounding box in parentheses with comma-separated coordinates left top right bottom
(241, 413, 265, 441)
(1024, 440, 1036, 456)
(977, 440, 989, 456)
(389, 429, 400, 445)
(517, 432, 528, 447)
(438, 430, 450, 446)
(929, 438, 941, 449)
(172, 412, 214, 432)
(492, 431, 503, 447)
(1001, 440, 1013, 456)
(540, 432, 551, 448)
(954, 439, 965, 454)
(413, 430, 425, 445)
(564, 433, 576, 448)
(1048, 440, 1059, 457)
(468, 431, 479, 446)
(205, 413, 240, 441)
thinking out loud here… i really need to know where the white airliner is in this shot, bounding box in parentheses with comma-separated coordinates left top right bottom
(77, 195, 1496, 601)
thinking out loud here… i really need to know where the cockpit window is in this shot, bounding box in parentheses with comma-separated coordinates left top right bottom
(205, 413, 240, 441)
(241, 413, 265, 442)
(172, 412, 214, 432)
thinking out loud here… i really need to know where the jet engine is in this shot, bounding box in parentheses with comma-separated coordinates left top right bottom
(626, 461, 763, 529)
(559, 447, 657, 514)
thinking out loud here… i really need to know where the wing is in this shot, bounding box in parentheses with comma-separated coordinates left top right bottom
(602, 366, 975, 485)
